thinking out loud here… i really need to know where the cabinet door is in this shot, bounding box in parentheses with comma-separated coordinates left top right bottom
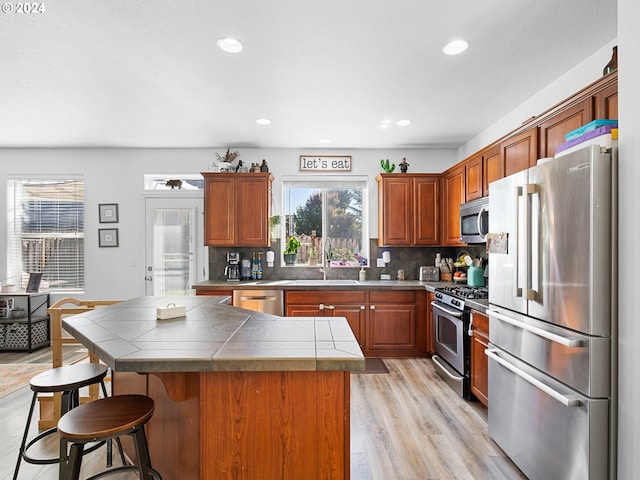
(538, 99, 592, 158)
(470, 310, 489, 408)
(203, 176, 234, 245)
(413, 176, 439, 245)
(377, 175, 412, 246)
(368, 291, 417, 352)
(465, 155, 483, 202)
(236, 176, 271, 246)
(595, 81, 618, 120)
(483, 145, 502, 197)
(332, 304, 366, 350)
(441, 164, 466, 246)
(368, 303, 416, 351)
(502, 128, 539, 177)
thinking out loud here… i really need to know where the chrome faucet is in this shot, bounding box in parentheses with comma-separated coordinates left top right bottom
(320, 239, 332, 280)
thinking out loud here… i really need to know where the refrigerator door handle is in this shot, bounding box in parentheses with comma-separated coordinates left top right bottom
(485, 348, 582, 407)
(525, 183, 540, 300)
(514, 186, 524, 298)
(487, 308, 584, 347)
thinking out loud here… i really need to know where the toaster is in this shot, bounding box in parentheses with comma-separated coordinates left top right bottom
(419, 266, 440, 282)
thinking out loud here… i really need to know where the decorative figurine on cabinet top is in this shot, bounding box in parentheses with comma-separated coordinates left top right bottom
(399, 158, 410, 173)
(260, 159, 269, 172)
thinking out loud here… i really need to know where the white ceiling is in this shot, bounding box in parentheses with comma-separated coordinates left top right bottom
(1, 0, 617, 149)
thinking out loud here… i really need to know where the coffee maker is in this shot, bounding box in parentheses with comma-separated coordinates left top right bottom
(224, 252, 241, 282)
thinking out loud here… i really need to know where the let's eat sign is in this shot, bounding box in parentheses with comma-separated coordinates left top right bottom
(299, 155, 352, 172)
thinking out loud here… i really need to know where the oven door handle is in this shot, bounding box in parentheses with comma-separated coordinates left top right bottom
(485, 348, 581, 407)
(487, 308, 584, 347)
(432, 355, 464, 381)
(430, 301, 463, 318)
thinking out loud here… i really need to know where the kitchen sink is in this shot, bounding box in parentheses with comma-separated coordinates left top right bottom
(287, 279, 360, 286)
(241, 280, 292, 286)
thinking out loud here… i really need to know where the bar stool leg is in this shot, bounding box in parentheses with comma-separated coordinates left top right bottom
(132, 426, 153, 480)
(13, 392, 38, 480)
(63, 443, 84, 480)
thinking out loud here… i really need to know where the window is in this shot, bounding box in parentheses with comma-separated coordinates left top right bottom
(6, 178, 85, 292)
(282, 176, 369, 267)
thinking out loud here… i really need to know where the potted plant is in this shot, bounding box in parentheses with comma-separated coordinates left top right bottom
(283, 236, 301, 266)
(308, 246, 319, 266)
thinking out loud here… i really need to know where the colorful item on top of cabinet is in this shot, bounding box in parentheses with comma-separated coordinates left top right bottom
(380, 158, 395, 173)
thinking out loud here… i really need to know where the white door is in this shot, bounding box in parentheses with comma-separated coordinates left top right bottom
(145, 196, 208, 296)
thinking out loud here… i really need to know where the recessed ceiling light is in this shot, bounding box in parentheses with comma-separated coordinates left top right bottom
(256, 118, 271, 125)
(443, 40, 469, 56)
(217, 37, 244, 54)
(319, 138, 331, 144)
(396, 119, 412, 127)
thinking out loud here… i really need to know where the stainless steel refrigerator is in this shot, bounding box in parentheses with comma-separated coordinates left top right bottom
(487, 145, 617, 480)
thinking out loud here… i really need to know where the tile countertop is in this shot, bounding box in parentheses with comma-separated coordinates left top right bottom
(193, 279, 490, 313)
(61, 295, 364, 374)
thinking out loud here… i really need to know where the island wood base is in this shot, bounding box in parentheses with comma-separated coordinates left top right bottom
(113, 369, 351, 480)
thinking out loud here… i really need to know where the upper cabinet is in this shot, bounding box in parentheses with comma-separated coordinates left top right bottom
(464, 154, 483, 202)
(202, 172, 273, 246)
(482, 145, 502, 197)
(538, 98, 593, 158)
(376, 174, 439, 246)
(441, 164, 466, 246)
(501, 127, 539, 177)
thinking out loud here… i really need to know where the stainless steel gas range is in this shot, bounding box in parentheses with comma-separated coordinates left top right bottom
(431, 285, 488, 399)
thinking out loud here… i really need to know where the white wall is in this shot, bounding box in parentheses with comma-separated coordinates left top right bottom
(616, 0, 638, 477)
(458, 40, 619, 160)
(0, 147, 455, 301)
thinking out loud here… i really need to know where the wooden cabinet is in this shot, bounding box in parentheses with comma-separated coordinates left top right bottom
(286, 289, 428, 357)
(286, 290, 366, 349)
(202, 172, 273, 246)
(465, 154, 483, 201)
(441, 164, 466, 246)
(538, 98, 592, 158)
(594, 80, 618, 120)
(502, 127, 539, 177)
(369, 291, 416, 352)
(376, 174, 439, 246)
(470, 310, 489, 408)
(483, 145, 503, 197)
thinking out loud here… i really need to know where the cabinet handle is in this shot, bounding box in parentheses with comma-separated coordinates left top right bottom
(360, 305, 365, 310)
(370, 305, 376, 310)
(327, 305, 335, 310)
(319, 304, 325, 310)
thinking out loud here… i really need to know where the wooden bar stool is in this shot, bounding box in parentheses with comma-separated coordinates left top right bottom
(58, 394, 162, 480)
(13, 363, 121, 480)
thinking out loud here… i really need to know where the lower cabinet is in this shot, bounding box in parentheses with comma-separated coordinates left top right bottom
(286, 291, 366, 350)
(286, 289, 428, 357)
(470, 310, 489, 407)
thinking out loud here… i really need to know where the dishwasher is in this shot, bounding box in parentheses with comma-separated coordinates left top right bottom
(232, 289, 283, 316)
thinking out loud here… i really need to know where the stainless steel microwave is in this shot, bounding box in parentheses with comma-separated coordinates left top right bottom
(459, 196, 489, 244)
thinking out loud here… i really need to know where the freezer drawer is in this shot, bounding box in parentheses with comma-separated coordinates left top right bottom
(488, 307, 610, 397)
(487, 347, 609, 480)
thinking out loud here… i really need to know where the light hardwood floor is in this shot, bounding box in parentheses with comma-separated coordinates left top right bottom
(1, 351, 525, 479)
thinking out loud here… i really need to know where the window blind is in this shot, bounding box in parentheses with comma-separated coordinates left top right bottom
(6, 178, 85, 291)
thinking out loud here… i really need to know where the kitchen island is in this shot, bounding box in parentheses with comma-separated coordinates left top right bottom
(62, 295, 364, 480)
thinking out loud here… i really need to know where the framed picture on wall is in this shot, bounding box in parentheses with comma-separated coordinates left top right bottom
(98, 228, 119, 248)
(98, 203, 119, 223)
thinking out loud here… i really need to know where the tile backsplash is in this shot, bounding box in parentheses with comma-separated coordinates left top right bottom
(208, 240, 487, 283)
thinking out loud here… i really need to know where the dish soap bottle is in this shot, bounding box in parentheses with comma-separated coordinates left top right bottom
(359, 267, 366, 282)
